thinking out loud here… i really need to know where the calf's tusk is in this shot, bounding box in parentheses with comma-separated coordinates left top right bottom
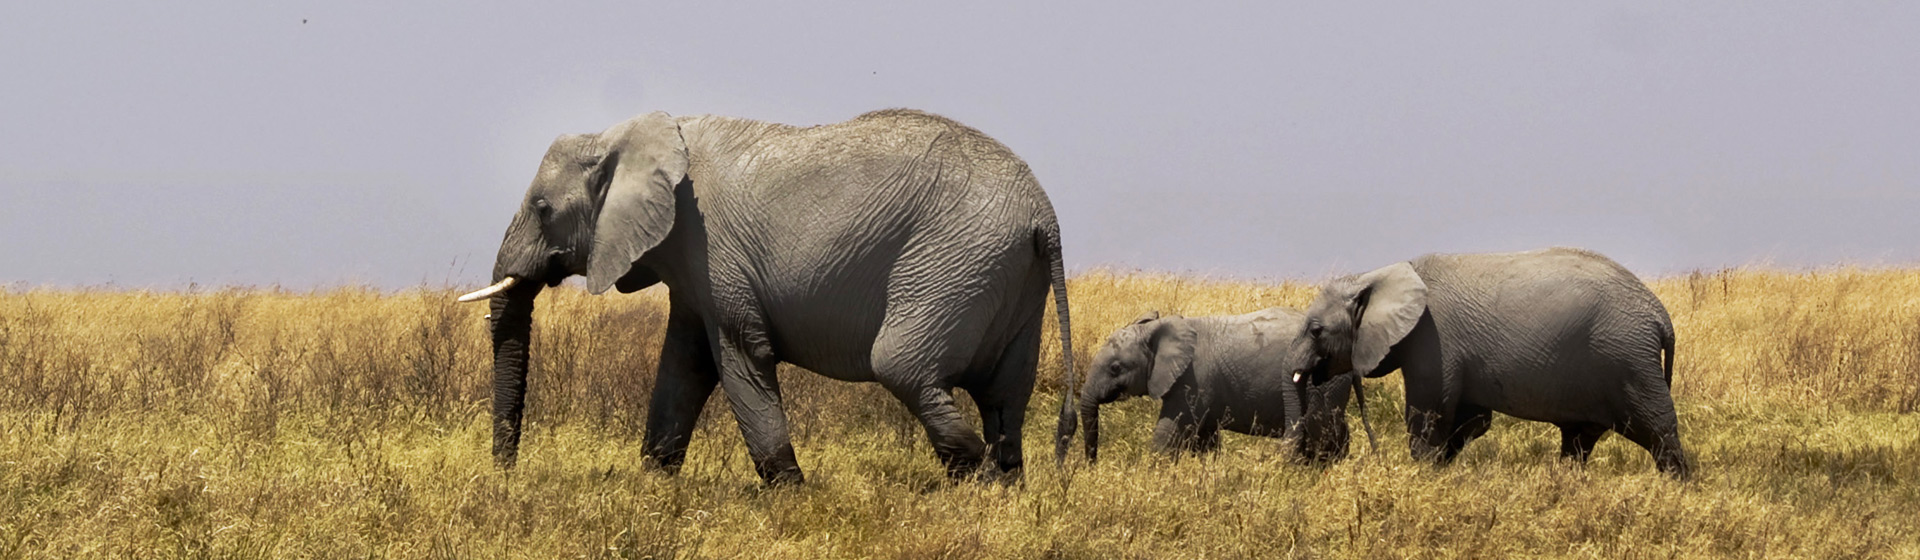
(456, 277, 518, 303)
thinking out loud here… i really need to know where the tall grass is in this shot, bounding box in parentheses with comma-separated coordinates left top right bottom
(1, 269, 1916, 558)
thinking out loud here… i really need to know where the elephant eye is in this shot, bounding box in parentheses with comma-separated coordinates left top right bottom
(1307, 319, 1324, 338)
(532, 198, 550, 212)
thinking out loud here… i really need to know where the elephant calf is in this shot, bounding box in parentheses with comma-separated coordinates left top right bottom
(1073, 308, 1314, 461)
(1294, 247, 1690, 477)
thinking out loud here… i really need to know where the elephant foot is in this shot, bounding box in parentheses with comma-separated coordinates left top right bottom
(642, 452, 686, 476)
(753, 445, 806, 486)
(938, 453, 987, 480)
(1657, 453, 1693, 481)
(760, 468, 805, 486)
(942, 462, 1020, 487)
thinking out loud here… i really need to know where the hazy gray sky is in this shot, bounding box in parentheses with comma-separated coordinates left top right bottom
(4, 2, 1916, 288)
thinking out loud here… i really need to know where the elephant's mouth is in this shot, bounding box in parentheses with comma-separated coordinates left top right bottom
(457, 252, 582, 303)
(544, 248, 584, 285)
(1084, 382, 1129, 406)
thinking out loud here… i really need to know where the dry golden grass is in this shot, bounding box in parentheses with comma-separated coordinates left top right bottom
(2, 268, 1916, 558)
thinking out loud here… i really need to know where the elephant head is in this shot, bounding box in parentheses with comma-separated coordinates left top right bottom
(457, 112, 689, 469)
(1076, 310, 1197, 462)
(1294, 262, 1426, 462)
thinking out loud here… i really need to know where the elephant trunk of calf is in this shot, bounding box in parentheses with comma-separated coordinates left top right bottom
(1078, 399, 1101, 463)
(487, 282, 542, 469)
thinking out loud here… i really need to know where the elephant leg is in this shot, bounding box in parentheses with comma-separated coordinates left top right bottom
(973, 398, 1025, 481)
(1396, 327, 1454, 463)
(1615, 398, 1692, 479)
(969, 318, 1040, 478)
(881, 381, 988, 478)
(1194, 424, 1222, 454)
(870, 292, 995, 479)
(1150, 415, 1219, 456)
(1150, 416, 1190, 454)
(641, 308, 719, 474)
(1402, 390, 1459, 463)
(1556, 422, 1608, 464)
(1441, 404, 1492, 463)
(712, 333, 803, 485)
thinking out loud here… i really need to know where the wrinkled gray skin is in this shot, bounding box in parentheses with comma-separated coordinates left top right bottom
(1074, 308, 1316, 462)
(478, 109, 1076, 485)
(1296, 248, 1690, 478)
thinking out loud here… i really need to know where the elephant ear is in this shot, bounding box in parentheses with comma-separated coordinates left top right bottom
(1351, 262, 1428, 374)
(1148, 316, 1198, 399)
(585, 112, 688, 294)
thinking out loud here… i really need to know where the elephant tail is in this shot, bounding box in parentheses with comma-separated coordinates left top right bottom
(1041, 224, 1079, 466)
(1660, 317, 1676, 387)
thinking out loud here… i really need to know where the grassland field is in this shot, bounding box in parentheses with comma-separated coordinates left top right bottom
(1, 268, 1917, 558)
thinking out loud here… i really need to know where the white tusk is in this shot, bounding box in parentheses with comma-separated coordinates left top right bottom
(1292, 371, 1303, 383)
(456, 277, 518, 303)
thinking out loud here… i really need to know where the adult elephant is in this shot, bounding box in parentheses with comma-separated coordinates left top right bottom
(458, 109, 1077, 484)
(1293, 248, 1690, 477)
(1072, 308, 1355, 462)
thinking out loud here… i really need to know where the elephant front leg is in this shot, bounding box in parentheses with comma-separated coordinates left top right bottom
(1440, 404, 1492, 463)
(641, 310, 719, 474)
(714, 337, 804, 485)
(1400, 362, 1459, 464)
(1151, 418, 1220, 456)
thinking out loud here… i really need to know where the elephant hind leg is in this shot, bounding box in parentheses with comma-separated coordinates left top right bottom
(967, 314, 1042, 479)
(883, 382, 988, 478)
(1555, 422, 1608, 464)
(868, 283, 1001, 479)
(1615, 412, 1692, 479)
(973, 399, 1025, 481)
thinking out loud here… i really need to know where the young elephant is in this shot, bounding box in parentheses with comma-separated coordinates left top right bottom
(1073, 308, 1317, 462)
(1295, 247, 1690, 477)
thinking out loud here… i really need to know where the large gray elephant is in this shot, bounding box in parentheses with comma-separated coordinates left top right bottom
(1293, 248, 1690, 477)
(1072, 308, 1328, 462)
(457, 109, 1076, 484)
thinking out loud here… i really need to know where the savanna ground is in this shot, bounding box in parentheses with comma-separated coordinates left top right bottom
(2, 269, 1917, 559)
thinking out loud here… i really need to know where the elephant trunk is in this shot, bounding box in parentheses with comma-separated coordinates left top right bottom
(1078, 398, 1101, 463)
(487, 280, 542, 469)
(1295, 372, 1354, 464)
(1282, 370, 1308, 443)
(491, 210, 551, 286)
(1348, 371, 1378, 453)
